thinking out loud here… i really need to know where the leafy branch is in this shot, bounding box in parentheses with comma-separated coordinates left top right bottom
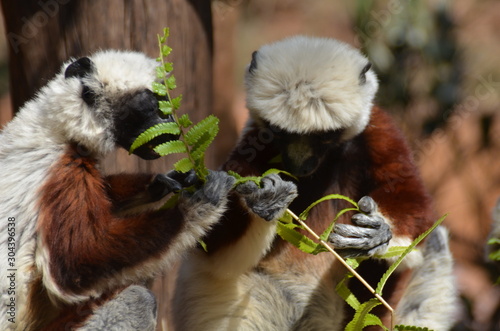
(281, 205, 446, 331)
(281, 206, 395, 330)
(129, 28, 218, 181)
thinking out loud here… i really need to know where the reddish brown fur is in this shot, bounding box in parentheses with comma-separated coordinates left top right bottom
(211, 106, 434, 326)
(105, 173, 154, 203)
(364, 107, 434, 237)
(35, 144, 185, 327)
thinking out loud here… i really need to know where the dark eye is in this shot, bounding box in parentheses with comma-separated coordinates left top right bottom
(249, 51, 258, 74)
(359, 62, 372, 85)
(82, 85, 97, 107)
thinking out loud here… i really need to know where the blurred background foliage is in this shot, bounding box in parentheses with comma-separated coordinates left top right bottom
(353, 0, 462, 138)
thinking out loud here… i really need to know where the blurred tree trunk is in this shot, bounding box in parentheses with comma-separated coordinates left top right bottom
(0, 1, 214, 329)
(212, 1, 240, 162)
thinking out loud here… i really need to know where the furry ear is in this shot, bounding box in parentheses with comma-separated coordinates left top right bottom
(65, 57, 95, 79)
(249, 51, 258, 73)
(359, 62, 372, 85)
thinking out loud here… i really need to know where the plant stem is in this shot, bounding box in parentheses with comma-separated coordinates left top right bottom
(156, 34, 198, 177)
(285, 208, 395, 330)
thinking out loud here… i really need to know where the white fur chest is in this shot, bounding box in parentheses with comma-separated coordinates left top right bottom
(0, 130, 63, 329)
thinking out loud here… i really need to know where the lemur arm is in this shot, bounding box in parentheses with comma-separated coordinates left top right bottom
(194, 125, 297, 279)
(329, 108, 434, 265)
(36, 145, 234, 303)
(197, 174, 297, 280)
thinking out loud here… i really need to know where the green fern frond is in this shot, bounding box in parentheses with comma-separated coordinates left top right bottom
(278, 211, 293, 224)
(152, 82, 167, 96)
(375, 214, 447, 295)
(227, 170, 243, 180)
(376, 246, 416, 259)
(190, 129, 219, 162)
(299, 194, 358, 220)
(174, 157, 194, 173)
(159, 27, 169, 43)
(129, 122, 180, 153)
(158, 100, 173, 115)
(156, 66, 165, 79)
(229, 170, 272, 188)
(234, 175, 262, 187)
(276, 222, 327, 255)
(178, 113, 192, 128)
(163, 62, 173, 72)
(336, 275, 360, 310)
(345, 298, 385, 331)
(229, 169, 295, 188)
(194, 161, 209, 180)
(261, 168, 298, 181)
(166, 75, 176, 89)
(171, 95, 182, 110)
(320, 207, 359, 241)
(184, 115, 219, 145)
(153, 140, 187, 156)
(160, 193, 179, 210)
(161, 45, 172, 57)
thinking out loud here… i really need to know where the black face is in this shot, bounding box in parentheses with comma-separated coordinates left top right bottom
(65, 57, 178, 160)
(112, 89, 179, 160)
(269, 124, 343, 178)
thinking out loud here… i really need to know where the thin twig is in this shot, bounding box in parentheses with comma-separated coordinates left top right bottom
(286, 208, 395, 330)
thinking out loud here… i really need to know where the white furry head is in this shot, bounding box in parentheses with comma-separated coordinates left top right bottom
(13, 50, 174, 158)
(245, 36, 378, 139)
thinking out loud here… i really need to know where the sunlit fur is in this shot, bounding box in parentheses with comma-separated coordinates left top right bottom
(246, 35, 378, 139)
(173, 36, 457, 331)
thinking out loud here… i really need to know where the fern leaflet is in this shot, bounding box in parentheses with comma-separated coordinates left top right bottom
(178, 113, 192, 128)
(184, 115, 219, 145)
(345, 298, 385, 331)
(276, 222, 327, 255)
(174, 157, 194, 173)
(375, 214, 447, 295)
(154, 140, 187, 156)
(129, 122, 180, 153)
(335, 274, 360, 310)
(299, 194, 358, 220)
